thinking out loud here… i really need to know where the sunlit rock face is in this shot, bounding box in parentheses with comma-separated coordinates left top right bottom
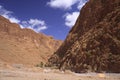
(49, 0, 120, 73)
(0, 16, 62, 66)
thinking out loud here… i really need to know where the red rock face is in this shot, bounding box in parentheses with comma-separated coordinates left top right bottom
(49, 0, 120, 73)
(0, 16, 62, 66)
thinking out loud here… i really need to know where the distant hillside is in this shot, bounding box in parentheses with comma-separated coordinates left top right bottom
(0, 16, 62, 66)
(49, 0, 120, 73)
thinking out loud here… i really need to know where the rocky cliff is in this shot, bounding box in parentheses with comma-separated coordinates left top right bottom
(49, 0, 120, 73)
(0, 16, 62, 66)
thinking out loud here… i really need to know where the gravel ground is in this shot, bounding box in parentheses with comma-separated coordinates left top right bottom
(0, 68, 120, 80)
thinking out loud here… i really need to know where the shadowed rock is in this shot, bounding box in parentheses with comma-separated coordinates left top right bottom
(49, 0, 120, 73)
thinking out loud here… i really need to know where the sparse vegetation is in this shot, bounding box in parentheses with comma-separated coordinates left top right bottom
(36, 62, 44, 68)
(35, 62, 59, 69)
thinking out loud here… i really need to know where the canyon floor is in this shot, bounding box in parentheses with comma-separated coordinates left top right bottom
(0, 62, 120, 80)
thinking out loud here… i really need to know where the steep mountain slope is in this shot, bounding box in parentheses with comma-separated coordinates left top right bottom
(49, 0, 120, 73)
(0, 16, 62, 66)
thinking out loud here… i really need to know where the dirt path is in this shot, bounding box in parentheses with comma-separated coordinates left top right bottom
(0, 68, 120, 80)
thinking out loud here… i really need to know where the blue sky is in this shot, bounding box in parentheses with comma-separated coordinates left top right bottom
(0, 0, 88, 40)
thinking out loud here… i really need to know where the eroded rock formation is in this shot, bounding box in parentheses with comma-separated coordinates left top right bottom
(49, 0, 120, 73)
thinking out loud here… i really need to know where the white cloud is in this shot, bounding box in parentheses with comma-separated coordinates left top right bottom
(0, 5, 20, 23)
(2, 14, 20, 23)
(29, 19, 45, 26)
(47, 0, 88, 10)
(0, 5, 47, 32)
(47, 0, 88, 28)
(21, 19, 47, 32)
(64, 12, 79, 28)
(77, 0, 88, 10)
(47, 0, 79, 10)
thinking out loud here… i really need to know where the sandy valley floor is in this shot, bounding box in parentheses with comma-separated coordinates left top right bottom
(0, 63, 120, 80)
(1, 69, 120, 80)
